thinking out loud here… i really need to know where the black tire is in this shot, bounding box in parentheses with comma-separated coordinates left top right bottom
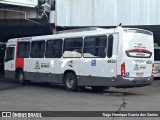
(91, 86, 109, 92)
(64, 72, 77, 92)
(17, 70, 25, 85)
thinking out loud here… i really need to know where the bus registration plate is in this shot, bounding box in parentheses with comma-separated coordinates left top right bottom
(136, 73, 144, 77)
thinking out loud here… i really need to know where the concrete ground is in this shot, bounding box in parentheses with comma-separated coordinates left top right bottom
(0, 75, 159, 120)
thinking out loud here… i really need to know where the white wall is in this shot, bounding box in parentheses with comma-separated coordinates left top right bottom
(56, 0, 160, 26)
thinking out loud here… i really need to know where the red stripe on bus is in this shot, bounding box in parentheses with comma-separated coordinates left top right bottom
(16, 41, 24, 70)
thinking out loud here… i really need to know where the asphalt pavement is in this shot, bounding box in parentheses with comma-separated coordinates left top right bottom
(0, 75, 160, 120)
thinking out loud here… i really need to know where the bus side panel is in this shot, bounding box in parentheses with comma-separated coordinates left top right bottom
(16, 58, 24, 70)
(16, 42, 24, 70)
(24, 58, 62, 83)
(78, 76, 116, 86)
(78, 33, 119, 86)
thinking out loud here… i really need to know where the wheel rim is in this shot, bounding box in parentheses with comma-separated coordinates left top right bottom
(19, 74, 24, 82)
(66, 77, 74, 88)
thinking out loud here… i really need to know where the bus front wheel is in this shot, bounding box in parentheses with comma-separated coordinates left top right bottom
(64, 72, 77, 92)
(17, 70, 25, 85)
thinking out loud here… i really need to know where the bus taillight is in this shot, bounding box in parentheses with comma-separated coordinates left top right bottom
(151, 64, 154, 77)
(121, 62, 126, 77)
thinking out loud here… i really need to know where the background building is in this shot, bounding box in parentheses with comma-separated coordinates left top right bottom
(0, 0, 160, 42)
(55, 0, 160, 43)
(56, 0, 160, 26)
(0, 0, 160, 73)
(0, 0, 54, 42)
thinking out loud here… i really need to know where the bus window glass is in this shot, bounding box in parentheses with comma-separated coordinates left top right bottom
(63, 38, 83, 58)
(31, 41, 45, 58)
(46, 39, 62, 58)
(84, 36, 107, 58)
(18, 42, 30, 58)
(154, 49, 160, 61)
(107, 35, 113, 58)
(6, 47, 15, 61)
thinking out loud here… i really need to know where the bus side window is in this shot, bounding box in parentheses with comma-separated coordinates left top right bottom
(107, 35, 113, 58)
(84, 35, 107, 58)
(30, 41, 45, 58)
(5, 47, 15, 62)
(46, 39, 62, 58)
(63, 38, 83, 58)
(18, 42, 30, 58)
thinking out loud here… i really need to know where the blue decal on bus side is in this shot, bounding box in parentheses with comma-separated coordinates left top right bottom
(126, 72, 130, 77)
(91, 60, 96, 66)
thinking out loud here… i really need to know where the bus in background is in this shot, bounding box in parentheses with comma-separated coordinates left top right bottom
(154, 43, 160, 79)
(4, 27, 154, 92)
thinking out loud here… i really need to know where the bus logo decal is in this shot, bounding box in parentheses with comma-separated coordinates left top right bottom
(146, 60, 152, 64)
(140, 65, 146, 69)
(34, 61, 40, 70)
(41, 63, 50, 68)
(68, 61, 74, 67)
(91, 60, 96, 66)
(134, 64, 139, 71)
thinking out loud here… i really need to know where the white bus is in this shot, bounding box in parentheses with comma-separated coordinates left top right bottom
(4, 27, 154, 91)
(154, 44, 160, 79)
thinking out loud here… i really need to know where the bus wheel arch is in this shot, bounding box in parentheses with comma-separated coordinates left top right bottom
(63, 70, 77, 92)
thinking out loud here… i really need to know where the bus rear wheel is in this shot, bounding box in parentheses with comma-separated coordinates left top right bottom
(64, 72, 77, 92)
(91, 86, 109, 92)
(17, 70, 25, 85)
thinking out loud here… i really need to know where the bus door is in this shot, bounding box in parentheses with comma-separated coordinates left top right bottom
(5, 44, 16, 78)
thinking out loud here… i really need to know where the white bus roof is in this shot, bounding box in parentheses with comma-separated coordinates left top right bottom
(7, 27, 152, 42)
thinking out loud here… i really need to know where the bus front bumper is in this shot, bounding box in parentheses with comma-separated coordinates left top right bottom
(116, 75, 153, 88)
